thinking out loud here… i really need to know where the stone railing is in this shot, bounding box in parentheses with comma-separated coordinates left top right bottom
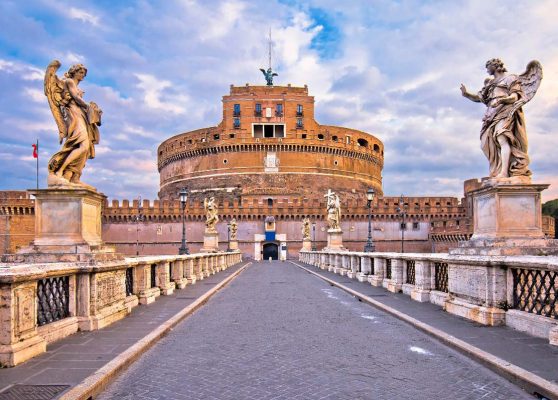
(300, 250, 558, 346)
(0, 251, 242, 367)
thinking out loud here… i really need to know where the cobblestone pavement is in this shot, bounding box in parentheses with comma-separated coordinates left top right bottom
(98, 261, 532, 400)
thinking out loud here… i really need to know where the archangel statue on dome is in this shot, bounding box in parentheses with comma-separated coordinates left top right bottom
(460, 59, 542, 181)
(44, 60, 102, 190)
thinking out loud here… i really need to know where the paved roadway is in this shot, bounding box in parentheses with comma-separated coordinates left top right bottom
(98, 261, 532, 400)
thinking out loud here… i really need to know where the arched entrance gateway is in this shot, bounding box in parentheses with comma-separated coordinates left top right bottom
(262, 242, 279, 260)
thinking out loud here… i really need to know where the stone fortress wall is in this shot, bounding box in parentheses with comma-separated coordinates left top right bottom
(157, 84, 384, 201)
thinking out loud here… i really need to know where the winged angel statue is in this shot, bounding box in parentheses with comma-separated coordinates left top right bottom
(260, 67, 278, 86)
(44, 60, 102, 189)
(204, 197, 219, 233)
(460, 59, 543, 180)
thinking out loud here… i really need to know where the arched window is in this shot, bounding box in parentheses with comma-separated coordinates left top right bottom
(357, 138, 368, 148)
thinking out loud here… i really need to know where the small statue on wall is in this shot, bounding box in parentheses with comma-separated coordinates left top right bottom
(230, 218, 238, 240)
(302, 217, 311, 240)
(324, 189, 341, 231)
(260, 67, 278, 86)
(460, 59, 543, 181)
(204, 196, 219, 233)
(44, 60, 102, 189)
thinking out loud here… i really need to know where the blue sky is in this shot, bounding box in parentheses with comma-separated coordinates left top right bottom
(1, 0, 557, 202)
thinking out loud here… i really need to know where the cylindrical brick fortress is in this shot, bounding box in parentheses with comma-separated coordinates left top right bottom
(158, 84, 384, 202)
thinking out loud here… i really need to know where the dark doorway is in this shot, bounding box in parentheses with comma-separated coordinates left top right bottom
(263, 243, 278, 260)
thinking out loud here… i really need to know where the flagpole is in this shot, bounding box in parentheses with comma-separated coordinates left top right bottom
(36, 139, 39, 191)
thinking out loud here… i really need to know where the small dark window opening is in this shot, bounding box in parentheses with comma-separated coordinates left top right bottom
(332, 135, 338, 142)
(400, 222, 407, 230)
(233, 103, 241, 116)
(413, 222, 419, 230)
(318, 134, 324, 140)
(267, 198, 273, 207)
(373, 144, 380, 152)
(276, 104, 283, 116)
(229, 133, 235, 139)
(233, 118, 240, 128)
(213, 134, 220, 140)
(296, 118, 303, 128)
(255, 103, 262, 116)
(301, 134, 307, 139)
(264, 125, 274, 138)
(296, 104, 303, 116)
(357, 138, 368, 147)
(188, 139, 192, 144)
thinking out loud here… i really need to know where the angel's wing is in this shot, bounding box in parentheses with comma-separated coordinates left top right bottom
(272, 73, 278, 77)
(259, 68, 266, 75)
(44, 60, 68, 143)
(517, 60, 543, 106)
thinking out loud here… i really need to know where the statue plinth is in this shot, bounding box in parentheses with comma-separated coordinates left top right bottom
(3, 188, 121, 263)
(323, 229, 345, 251)
(301, 239, 312, 251)
(451, 181, 558, 256)
(201, 230, 219, 253)
(229, 240, 239, 251)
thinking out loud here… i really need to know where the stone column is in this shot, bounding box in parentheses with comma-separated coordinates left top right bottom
(411, 260, 432, 302)
(171, 260, 188, 289)
(369, 258, 384, 287)
(137, 263, 160, 305)
(301, 239, 312, 251)
(386, 258, 404, 293)
(358, 256, 371, 282)
(347, 255, 360, 279)
(156, 262, 175, 296)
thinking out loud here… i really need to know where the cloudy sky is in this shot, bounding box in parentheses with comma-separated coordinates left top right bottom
(1, 0, 557, 202)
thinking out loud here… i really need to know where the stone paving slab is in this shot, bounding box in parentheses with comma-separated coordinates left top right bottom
(0, 261, 248, 398)
(98, 260, 534, 400)
(292, 261, 558, 397)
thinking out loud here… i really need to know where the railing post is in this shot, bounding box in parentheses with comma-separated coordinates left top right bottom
(156, 262, 175, 295)
(386, 258, 404, 293)
(171, 259, 188, 289)
(368, 257, 384, 286)
(184, 258, 196, 285)
(411, 260, 432, 302)
(358, 255, 371, 282)
(137, 263, 160, 304)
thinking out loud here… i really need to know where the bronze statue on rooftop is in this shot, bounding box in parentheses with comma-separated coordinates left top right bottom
(260, 67, 278, 86)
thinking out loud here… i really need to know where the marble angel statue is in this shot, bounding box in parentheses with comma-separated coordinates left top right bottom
(301, 217, 311, 240)
(204, 197, 219, 233)
(460, 59, 543, 180)
(324, 190, 341, 231)
(44, 60, 102, 189)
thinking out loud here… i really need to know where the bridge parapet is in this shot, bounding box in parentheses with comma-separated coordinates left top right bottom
(0, 251, 242, 367)
(300, 250, 558, 346)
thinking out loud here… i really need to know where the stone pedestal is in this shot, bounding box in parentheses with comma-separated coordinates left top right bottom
(3, 188, 121, 263)
(323, 229, 345, 251)
(229, 240, 239, 251)
(451, 182, 558, 256)
(201, 231, 219, 253)
(301, 239, 312, 251)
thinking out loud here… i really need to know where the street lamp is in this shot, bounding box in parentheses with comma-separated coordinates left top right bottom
(311, 222, 317, 251)
(364, 188, 375, 252)
(178, 188, 189, 255)
(227, 221, 231, 252)
(396, 194, 407, 253)
(135, 196, 142, 256)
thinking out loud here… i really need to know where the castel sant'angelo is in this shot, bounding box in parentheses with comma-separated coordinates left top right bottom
(0, 73, 555, 259)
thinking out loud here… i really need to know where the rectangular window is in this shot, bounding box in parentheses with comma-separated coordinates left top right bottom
(346, 136, 351, 144)
(233, 103, 241, 116)
(296, 118, 303, 128)
(400, 222, 407, 230)
(276, 103, 283, 116)
(229, 133, 235, 139)
(412, 222, 419, 230)
(252, 124, 286, 138)
(301, 133, 307, 139)
(264, 125, 274, 138)
(296, 104, 303, 116)
(255, 103, 262, 116)
(233, 118, 240, 128)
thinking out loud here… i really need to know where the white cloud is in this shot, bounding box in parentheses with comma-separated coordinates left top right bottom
(135, 73, 188, 115)
(68, 7, 100, 26)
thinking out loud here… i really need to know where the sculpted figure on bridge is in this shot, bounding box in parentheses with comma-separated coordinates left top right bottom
(44, 60, 102, 189)
(204, 196, 219, 233)
(460, 59, 542, 180)
(229, 218, 238, 240)
(301, 217, 311, 240)
(324, 189, 341, 231)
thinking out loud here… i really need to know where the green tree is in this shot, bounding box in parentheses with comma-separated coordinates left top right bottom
(542, 199, 558, 218)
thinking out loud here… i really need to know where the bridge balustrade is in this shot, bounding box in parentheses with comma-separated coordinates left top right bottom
(0, 251, 242, 367)
(299, 249, 558, 347)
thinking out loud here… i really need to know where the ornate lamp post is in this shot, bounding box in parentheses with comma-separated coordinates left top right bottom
(227, 221, 231, 252)
(178, 188, 189, 255)
(396, 194, 407, 253)
(311, 222, 317, 251)
(135, 196, 142, 256)
(364, 188, 375, 252)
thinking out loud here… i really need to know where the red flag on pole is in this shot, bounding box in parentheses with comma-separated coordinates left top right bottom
(32, 143, 38, 158)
